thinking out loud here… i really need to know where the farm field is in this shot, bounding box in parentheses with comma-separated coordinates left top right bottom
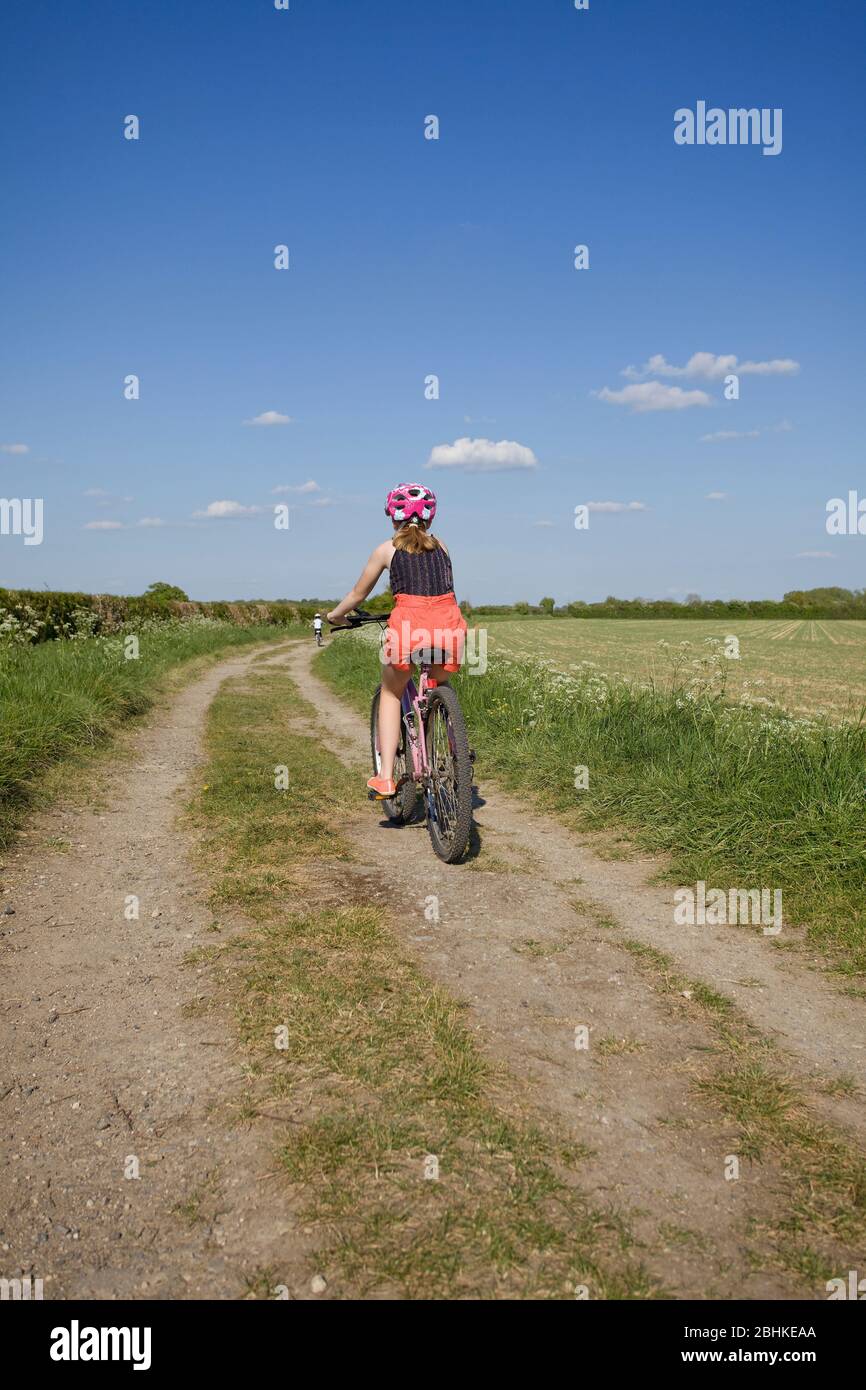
(483, 617, 866, 721)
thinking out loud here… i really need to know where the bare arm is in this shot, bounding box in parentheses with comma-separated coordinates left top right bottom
(326, 542, 391, 623)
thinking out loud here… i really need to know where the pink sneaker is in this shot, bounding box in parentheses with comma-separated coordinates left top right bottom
(367, 774, 397, 799)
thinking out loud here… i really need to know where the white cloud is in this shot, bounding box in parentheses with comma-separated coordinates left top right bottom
(700, 429, 760, 442)
(1, 442, 29, 454)
(533, 519, 555, 527)
(596, 382, 712, 412)
(84, 487, 134, 504)
(193, 500, 263, 518)
(84, 520, 124, 530)
(272, 479, 321, 495)
(623, 352, 799, 381)
(732, 357, 800, 376)
(137, 517, 166, 527)
(795, 550, 835, 559)
(309, 496, 336, 507)
(701, 420, 794, 443)
(243, 411, 293, 426)
(427, 436, 538, 471)
(706, 492, 728, 500)
(586, 500, 647, 513)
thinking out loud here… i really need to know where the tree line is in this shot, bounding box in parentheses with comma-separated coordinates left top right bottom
(4, 583, 865, 645)
(459, 587, 866, 620)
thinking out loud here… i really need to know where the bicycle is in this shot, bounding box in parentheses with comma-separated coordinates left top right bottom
(329, 609, 474, 864)
(314, 628, 324, 647)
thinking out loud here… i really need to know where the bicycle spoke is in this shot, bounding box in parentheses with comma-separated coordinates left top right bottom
(430, 707, 458, 838)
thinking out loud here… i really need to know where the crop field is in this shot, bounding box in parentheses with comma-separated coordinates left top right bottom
(482, 618, 866, 721)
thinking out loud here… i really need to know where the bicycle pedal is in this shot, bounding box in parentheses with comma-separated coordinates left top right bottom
(469, 748, 477, 763)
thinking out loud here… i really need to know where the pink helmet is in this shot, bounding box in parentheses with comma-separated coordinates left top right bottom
(385, 482, 437, 524)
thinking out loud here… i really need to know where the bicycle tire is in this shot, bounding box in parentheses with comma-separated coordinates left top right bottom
(370, 687, 416, 823)
(423, 684, 473, 863)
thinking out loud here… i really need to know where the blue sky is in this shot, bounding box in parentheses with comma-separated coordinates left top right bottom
(1, 0, 864, 604)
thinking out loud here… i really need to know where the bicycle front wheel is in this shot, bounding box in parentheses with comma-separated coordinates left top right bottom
(423, 684, 473, 863)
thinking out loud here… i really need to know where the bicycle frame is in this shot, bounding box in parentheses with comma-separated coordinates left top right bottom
(399, 667, 436, 780)
(331, 609, 445, 797)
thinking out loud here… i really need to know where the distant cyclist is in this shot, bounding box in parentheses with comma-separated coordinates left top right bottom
(326, 483, 466, 797)
(312, 612, 324, 646)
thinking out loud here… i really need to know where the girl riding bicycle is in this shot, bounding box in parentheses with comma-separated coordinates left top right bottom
(326, 483, 467, 798)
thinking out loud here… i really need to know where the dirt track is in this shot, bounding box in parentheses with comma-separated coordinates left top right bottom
(2, 639, 864, 1300)
(0, 644, 313, 1300)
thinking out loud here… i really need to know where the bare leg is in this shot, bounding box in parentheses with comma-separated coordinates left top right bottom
(378, 665, 411, 781)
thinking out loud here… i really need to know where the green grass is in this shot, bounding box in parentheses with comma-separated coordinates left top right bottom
(188, 665, 656, 1299)
(316, 632, 866, 976)
(0, 621, 298, 847)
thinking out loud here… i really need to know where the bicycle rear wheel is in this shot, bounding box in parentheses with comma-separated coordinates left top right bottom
(370, 687, 416, 823)
(423, 684, 473, 863)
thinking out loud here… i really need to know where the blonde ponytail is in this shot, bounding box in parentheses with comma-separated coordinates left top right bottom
(392, 519, 439, 555)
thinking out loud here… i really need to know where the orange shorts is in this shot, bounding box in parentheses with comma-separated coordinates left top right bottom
(383, 592, 467, 672)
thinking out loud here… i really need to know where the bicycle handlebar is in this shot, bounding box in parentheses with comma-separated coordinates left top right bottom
(328, 608, 388, 632)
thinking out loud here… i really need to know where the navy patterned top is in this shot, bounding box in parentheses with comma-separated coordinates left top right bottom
(389, 542, 455, 597)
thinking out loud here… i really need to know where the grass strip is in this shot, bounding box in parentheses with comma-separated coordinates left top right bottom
(187, 666, 655, 1300)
